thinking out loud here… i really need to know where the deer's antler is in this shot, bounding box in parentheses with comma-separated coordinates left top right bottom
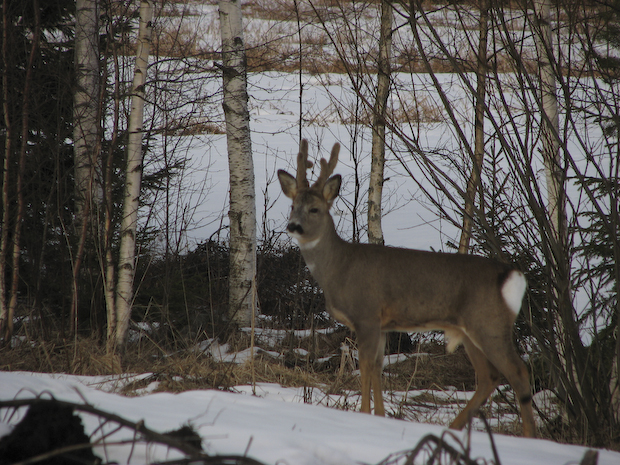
(296, 139, 313, 189)
(312, 142, 340, 190)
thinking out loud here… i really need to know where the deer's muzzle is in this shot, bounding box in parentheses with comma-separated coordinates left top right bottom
(287, 222, 304, 235)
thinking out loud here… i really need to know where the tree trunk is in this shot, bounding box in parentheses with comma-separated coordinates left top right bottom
(534, 0, 591, 431)
(113, 0, 154, 354)
(103, 29, 122, 355)
(71, 0, 100, 334)
(535, 0, 564, 243)
(612, 189, 620, 425)
(458, 0, 488, 254)
(0, 0, 13, 340)
(73, 0, 100, 223)
(2, 0, 41, 343)
(368, 0, 392, 246)
(219, 0, 257, 327)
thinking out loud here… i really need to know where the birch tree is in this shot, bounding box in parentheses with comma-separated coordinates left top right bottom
(112, 0, 153, 354)
(532, 0, 584, 414)
(73, 0, 100, 225)
(367, 0, 392, 246)
(458, 0, 488, 254)
(219, 0, 256, 327)
(534, 0, 564, 243)
(71, 0, 101, 334)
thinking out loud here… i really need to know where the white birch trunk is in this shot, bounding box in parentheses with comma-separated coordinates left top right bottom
(113, 0, 153, 352)
(219, 0, 257, 327)
(535, 0, 563, 241)
(458, 0, 488, 254)
(70, 0, 101, 333)
(368, 0, 392, 246)
(104, 87, 120, 354)
(534, 0, 579, 406)
(73, 0, 100, 224)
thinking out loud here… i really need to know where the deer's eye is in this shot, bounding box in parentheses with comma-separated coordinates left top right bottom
(309, 207, 319, 214)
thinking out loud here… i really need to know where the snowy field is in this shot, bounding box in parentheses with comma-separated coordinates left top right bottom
(151, 70, 475, 254)
(2, 370, 620, 465)
(142, 1, 495, 253)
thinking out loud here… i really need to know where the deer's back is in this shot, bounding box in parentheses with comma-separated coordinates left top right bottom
(320, 242, 517, 329)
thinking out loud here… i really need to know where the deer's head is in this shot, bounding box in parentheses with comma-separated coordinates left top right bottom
(277, 139, 341, 247)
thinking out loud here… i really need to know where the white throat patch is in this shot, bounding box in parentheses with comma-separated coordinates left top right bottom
(300, 237, 320, 251)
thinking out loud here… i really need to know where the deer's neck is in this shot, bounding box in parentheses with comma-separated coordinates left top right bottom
(298, 223, 344, 282)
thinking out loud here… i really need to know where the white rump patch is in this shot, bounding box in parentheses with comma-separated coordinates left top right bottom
(502, 270, 527, 316)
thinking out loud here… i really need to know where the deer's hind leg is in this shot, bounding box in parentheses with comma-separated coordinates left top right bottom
(450, 334, 501, 430)
(477, 336, 536, 437)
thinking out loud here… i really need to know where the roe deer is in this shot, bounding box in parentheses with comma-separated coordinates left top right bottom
(277, 139, 536, 437)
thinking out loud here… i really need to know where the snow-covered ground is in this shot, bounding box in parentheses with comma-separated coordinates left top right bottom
(2, 370, 619, 465)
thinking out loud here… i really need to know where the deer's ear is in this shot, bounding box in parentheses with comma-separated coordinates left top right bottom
(278, 170, 297, 199)
(323, 174, 341, 205)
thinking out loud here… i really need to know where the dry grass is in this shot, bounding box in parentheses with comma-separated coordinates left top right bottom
(0, 328, 475, 398)
(162, 119, 226, 136)
(0, 336, 116, 375)
(145, 0, 563, 79)
(384, 347, 476, 392)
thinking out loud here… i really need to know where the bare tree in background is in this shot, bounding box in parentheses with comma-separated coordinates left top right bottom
(113, 0, 154, 354)
(219, 0, 257, 327)
(368, 0, 392, 246)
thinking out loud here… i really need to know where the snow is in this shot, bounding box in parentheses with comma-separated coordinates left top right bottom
(154, 70, 468, 253)
(1, 371, 619, 464)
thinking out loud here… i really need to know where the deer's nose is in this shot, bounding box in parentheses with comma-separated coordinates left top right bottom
(287, 222, 304, 235)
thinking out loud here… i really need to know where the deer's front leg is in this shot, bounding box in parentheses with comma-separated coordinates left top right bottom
(356, 323, 384, 415)
(372, 332, 386, 416)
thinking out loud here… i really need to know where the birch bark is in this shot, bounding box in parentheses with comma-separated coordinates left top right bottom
(71, 0, 101, 333)
(535, 0, 564, 243)
(113, 0, 153, 353)
(73, 0, 100, 224)
(534, 0, 586, 421)
(368, 0, 392, 246)
(219, 0, 256, 326)
(458, 0, 488, 254)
